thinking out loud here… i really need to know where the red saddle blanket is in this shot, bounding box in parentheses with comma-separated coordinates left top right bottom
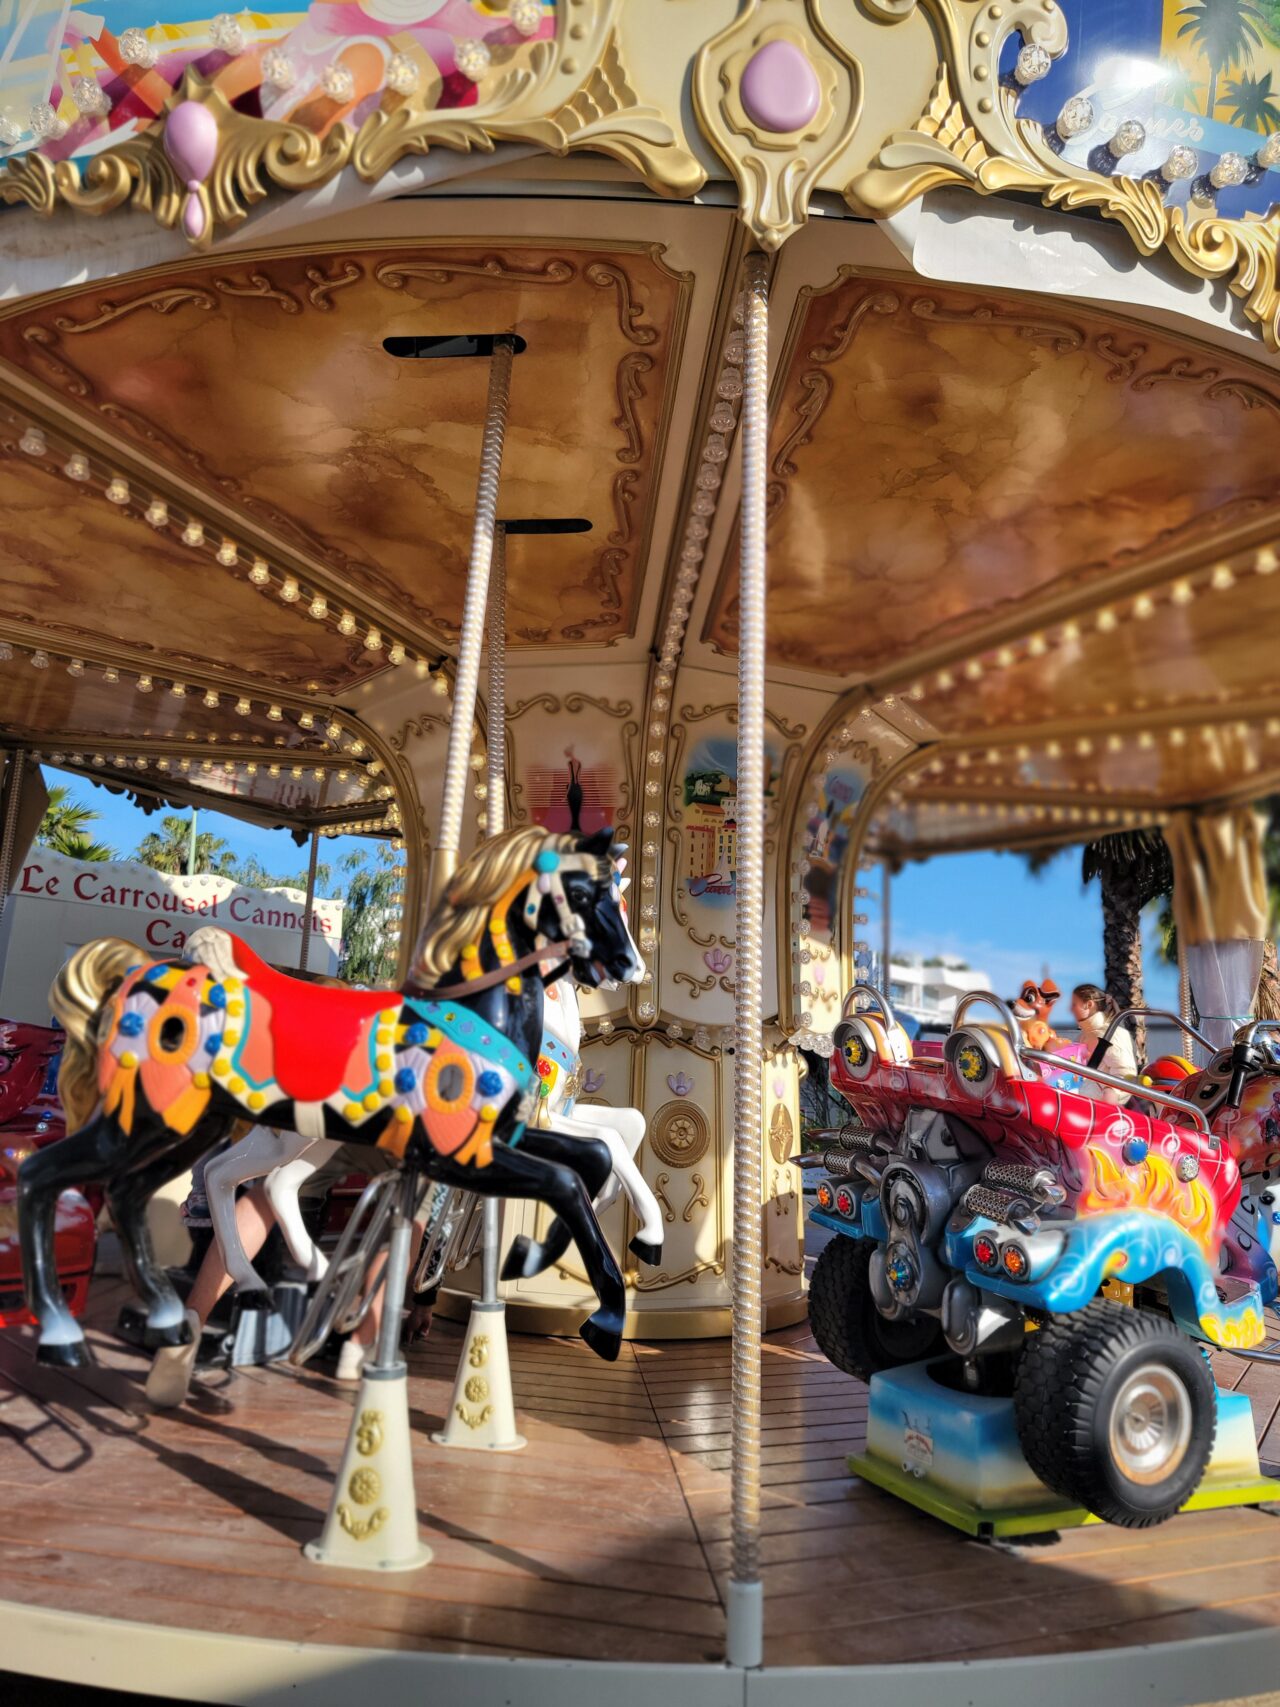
(228, 937, 397, 1103)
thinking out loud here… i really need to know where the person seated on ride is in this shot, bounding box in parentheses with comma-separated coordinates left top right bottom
(1011, 977, 1063, 1051)
(1070, 983, 1137, 1105)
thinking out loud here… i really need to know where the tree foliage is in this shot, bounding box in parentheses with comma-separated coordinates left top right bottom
(134, 814, 237, 877)
(37, 785, 116, 862)
(337, 845, 402, 987)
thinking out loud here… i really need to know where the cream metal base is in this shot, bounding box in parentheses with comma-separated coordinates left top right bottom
(304, 1366, 433, 1573)
(431, 1300, 527, 1452)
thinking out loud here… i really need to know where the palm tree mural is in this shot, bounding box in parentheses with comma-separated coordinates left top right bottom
(1161, 61, 1207, 113)
(36, 785, 115, 862)
(1177, 0, 1266, 120)
(1223, 67, 1280, 130)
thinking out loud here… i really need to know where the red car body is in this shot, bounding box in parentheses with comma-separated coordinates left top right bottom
(0, 1019, 96, 1330)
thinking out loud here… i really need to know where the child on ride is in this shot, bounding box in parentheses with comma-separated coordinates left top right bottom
(1070, 983, 1137, 1105)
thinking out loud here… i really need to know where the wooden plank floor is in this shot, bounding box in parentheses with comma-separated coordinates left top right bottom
(0, 1280, 1278, 1672)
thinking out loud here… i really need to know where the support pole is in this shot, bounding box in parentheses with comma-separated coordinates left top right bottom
(186, 807, 197, 878)
(298, 829, 320, 972)
(726, 250, 768, 1672)
(0, 750, 25, 929)
(434, 521, 525, 1454)
(881, 857, 892, 990)
(305, 1169, 432, 1572)
(427, 337, 514, 912)
(1179, 941, 1196, 1063)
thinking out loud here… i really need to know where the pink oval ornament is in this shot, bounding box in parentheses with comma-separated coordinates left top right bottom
(740, 40, 820, 134)
(164, 101, 219, 241)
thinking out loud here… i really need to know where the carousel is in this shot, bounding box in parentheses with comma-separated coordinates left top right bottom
(1, 0, 1280, 1699)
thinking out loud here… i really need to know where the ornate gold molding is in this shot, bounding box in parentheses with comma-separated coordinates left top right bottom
(692, 0, 861, 250)
(849, 56, 1280, 353)
(0, 17, 702, 249)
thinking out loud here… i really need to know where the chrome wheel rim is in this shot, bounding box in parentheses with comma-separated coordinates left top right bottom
(1107, 1361, 1193, 1485)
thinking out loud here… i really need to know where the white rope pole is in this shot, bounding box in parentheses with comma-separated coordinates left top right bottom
(428, 337, 514, 911)
(726, 250, 769, 1671)
(482, 524, 507, 1305)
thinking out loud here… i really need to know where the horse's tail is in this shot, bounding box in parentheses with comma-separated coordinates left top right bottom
(50, 937, 144, 1132)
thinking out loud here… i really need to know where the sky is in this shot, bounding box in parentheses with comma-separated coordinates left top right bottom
(43, 765, 372, 899)
(889, 845, 1179, 1011)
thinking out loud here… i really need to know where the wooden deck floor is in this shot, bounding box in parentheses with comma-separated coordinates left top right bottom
(1, 1281, 1279, 1673)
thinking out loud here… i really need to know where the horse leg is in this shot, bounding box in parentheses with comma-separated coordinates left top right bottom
(205, 1126, 316, 1302)
(499, 1126, 613, 1280)
(427, 1141, 627, 1361)
(264, 1140, 340, 1282)
(581, 1106, 663, 1266)
(108, 1128, 228, 1348)
(17, 1114, 123, 1366)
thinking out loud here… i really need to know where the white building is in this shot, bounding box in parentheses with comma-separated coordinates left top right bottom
(885, 958, 990, 1028)
(0, 848, 344, 1025)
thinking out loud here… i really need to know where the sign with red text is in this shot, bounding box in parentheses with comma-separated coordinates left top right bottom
(0, 849, 344, 1024)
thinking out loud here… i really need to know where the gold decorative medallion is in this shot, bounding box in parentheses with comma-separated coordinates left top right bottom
(468, 1333, 490, 1369)
(649, 1099, 711, 1168)
(355, 1409, 384, 1457)
(768, 1102, 795, 1165)
(692, 0, 862, 249)
(347, 1467, 382, 1507)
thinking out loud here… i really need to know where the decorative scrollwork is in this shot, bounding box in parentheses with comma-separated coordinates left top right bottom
(587, 262, 659, 345)
(681, 1173, 710, 1222)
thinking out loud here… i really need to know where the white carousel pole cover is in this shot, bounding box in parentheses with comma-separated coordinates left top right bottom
(304, 1366, 433, 1572)
(431, 1299, 527, 1452)
(305, 1197, 432, 1571)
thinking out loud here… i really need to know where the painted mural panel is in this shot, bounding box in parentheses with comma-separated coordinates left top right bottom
(0, 0, 554, 155)
(1017, 0, 1280, 220)
(679, 733, 777, 911)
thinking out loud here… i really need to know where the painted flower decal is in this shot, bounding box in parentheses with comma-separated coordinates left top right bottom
(668, 1071, 694, 1097)
(582, 1068, 606, 1096)
(704, 948, 733, 976)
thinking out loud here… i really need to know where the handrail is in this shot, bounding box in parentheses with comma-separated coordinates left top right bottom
(950, 989, 1026, 1057)
(840, 982, 898, 1030)
(1024, 1049, 1210, 1134)
(1095, 1006, 1215, 1062)
(1233, 1018, 1280, 1052)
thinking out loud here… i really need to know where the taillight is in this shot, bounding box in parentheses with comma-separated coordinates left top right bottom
(834, 1186, 855, 1216)
(816, 1181, 835, 1211)
(972, 1234, 999, 1271)
(1002, 1243, 1029, 1280)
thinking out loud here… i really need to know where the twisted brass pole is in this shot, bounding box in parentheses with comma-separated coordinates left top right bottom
(726, 251, 769, 1670)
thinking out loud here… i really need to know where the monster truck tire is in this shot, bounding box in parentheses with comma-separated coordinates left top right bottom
(808, 1235, 944, 1382)
(1013, 1300, 1216, 1528)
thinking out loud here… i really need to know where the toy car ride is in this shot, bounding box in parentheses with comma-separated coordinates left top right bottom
(801, 986, 1279, 1533)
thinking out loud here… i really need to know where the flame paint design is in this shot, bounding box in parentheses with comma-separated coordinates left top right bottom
(1199, 1308, 1267, 1350)
(1079, 1146, 1217, 1260)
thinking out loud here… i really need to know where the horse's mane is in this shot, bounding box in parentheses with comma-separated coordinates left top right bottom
(410, 824, 574, 985)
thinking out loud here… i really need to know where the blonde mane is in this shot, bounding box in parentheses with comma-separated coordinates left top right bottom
(410, 824, 575, 985)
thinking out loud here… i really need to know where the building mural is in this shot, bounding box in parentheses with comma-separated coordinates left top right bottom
(681, 736, 776, 910)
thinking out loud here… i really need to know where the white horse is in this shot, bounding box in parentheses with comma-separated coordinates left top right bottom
(203, 956, 662, 1300)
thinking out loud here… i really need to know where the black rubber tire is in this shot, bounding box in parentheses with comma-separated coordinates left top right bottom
(808, 1235, 945, 1382)
(1013, 1300, 1216, 1528)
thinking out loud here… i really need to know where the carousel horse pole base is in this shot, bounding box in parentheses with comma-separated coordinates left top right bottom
(849, 1356, 1279, 1539)
(431, 1300, 527, 1453)
(303, 1364, 433, 1574)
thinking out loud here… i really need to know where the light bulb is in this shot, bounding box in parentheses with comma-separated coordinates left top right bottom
(248, 558, 270, 585)
(1161, 145, 1198, 183)
(384, 52, 419, 95)
(209, 12, 246, 53)
(235, 697, 251, 716)
(18, 427, 45, 456)
(510, 0, 543, 34)
(1210, 151, 1249, 188)
(71, 75, 110, 118)
(1107, 119, 1145, 159)
(455, 38, 490, 81)
(1257, 134, 1280, 170)
(262, 47, 295, 88)
(308, 596, 328, 620)
(322, 61, 355, 102)
(182, 520, 204, 548)
(136, 674, 153, 692)
(105, 476, 129, 505)
(279, 576, 300, 602)
(1056, 95, 1094, 141)
(29, 102, 65, 141)
(1014, 44, 1051, 86)
(64, 453, 90, 481)
(145, 499, 168, 528)
(203, 689, 219, 708)
(216, 539, 238, 566)
(119, 27, 158, 66)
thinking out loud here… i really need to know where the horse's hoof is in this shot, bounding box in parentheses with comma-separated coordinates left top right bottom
(143, 1315, 195, 1350)
(500, 1236, 537, 1282)
(37, 1338, 92, 1369)
(579, 1311, 623, 1363)
(234, 1288, 273, 1313)
(628, 1236, 663, 1268)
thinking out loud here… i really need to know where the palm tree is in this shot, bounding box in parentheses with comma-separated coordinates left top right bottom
(134, 813, 236, 877)
(1080, 829, 1175, 1063)
(1223, 67, 1280, 131)
(1177, 0, 1266, 119)
(37, 785, 116, 860)
(1161, 61, 1207, 113)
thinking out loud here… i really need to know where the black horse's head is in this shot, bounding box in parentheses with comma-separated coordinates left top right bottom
(543, 827, 644, 991)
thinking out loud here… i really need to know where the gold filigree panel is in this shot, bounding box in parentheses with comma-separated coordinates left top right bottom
(0, 242, 690, 651)
(705, 275, 1280, 677)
